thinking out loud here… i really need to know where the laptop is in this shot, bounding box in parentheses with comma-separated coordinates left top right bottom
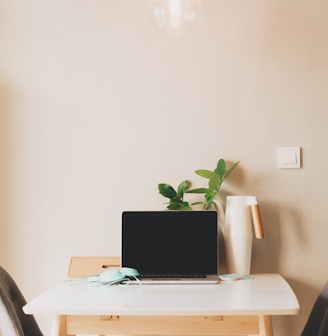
(121, 211, 218, 284)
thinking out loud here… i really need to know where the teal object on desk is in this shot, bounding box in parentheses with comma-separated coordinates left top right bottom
(67, 267, 141, 286)
(90, 267, 140, 285)
(219, 274, 252, 281)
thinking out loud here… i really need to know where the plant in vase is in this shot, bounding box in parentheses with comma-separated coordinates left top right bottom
(187, 158, 240, 211)
(158, 158, 239, 211)
(158, 180, 192, 210)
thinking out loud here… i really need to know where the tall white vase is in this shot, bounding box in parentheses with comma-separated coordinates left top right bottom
(223, 196, 261, 275)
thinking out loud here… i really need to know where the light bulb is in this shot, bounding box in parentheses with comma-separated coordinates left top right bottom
(148, 0, 204, 37)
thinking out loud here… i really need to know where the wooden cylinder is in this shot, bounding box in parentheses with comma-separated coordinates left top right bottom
(250, 204, 264, 239)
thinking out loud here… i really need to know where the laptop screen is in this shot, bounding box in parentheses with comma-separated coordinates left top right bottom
(121, 211, 218, 277)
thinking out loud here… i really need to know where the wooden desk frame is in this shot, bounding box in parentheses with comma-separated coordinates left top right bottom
(54, 314, 272, 336)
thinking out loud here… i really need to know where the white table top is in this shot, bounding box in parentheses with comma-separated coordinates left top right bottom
(23, 274, 299, 317)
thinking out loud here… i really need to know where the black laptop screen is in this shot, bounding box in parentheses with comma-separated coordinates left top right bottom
(122, 211, 218, 277)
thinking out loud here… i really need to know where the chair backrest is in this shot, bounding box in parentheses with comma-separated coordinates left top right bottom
(68, 256, 120, 278)
(0, 266, 43, 336)
(301, 282, 328, 336)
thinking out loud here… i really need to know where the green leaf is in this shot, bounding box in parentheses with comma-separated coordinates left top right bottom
(181, 201, 192, 210)
(167, 203, 180, 210)
(176, 180, 189, 200)
(194, 169, 214, 179)
(167, 202, 191, 210)
(158, 184, 177, 199)
(170, 195, 180, 203)
(190, 201, 204, 206)
(214, 159, 226, 178)
(205, 191, 216, 204)
(180, 206, 192, 210)
(208, 174, 221, 191)
(186, 188, 210, 194)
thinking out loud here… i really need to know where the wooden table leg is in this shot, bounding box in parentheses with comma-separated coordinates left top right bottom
(51, 315, 67, 336)
(259, 315, 273, 336)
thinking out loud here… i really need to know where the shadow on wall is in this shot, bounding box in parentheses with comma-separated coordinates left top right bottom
(217, 163, 308, 277)
(0, 83, 13, 267)
(218, 164, 283, 273)
(251, 200, 307, 274)
(251, 201, 312, 334)
(251, 201, 282, 273)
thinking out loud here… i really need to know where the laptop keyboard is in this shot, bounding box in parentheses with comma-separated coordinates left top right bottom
(140, 274, 207, 279)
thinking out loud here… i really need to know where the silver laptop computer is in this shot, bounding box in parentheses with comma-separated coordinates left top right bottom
(121, 211, 218, 284)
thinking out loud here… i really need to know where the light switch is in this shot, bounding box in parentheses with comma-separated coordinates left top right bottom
(277, 147, 301, 169)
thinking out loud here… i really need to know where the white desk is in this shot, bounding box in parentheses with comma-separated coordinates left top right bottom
(23, 274, 299, 336)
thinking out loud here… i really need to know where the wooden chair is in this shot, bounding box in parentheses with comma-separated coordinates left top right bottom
(0, 266, 44, 336)
(68, 256, 120, 278)
(301, 282, 328, 336)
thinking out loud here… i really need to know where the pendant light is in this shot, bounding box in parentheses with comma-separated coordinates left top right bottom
(148, 0, 204, 37)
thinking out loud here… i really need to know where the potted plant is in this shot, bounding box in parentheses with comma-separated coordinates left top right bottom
(158, 158, 239, 211)
(158, 180, 192, 210)
(187, 158, 240, 210)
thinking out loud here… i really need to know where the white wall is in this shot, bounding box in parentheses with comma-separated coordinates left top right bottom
(1, 0, 328, 334)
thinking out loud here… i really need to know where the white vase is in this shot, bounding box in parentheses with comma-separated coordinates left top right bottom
(223, 196, 263, 275)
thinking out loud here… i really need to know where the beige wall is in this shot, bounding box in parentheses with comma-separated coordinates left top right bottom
(1, 0, 328, 334)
